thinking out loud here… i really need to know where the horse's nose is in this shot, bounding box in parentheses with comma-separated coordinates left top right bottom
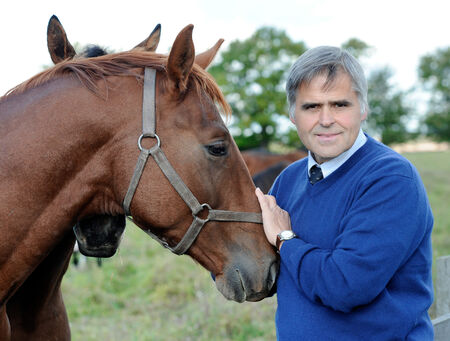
(244, 258, 279, 302)
(215, 252, 279, 302)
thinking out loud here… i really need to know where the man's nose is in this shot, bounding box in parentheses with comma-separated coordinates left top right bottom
(319, 106, 335, 126)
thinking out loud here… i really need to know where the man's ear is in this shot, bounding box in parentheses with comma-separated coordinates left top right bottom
(289, 114, 296, 124)
(361, 110, 368, 121)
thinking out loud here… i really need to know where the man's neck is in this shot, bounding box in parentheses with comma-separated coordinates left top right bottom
(307, 129, 367, 178)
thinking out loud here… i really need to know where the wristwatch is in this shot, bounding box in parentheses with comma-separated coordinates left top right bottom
(276, 230, 296, 250)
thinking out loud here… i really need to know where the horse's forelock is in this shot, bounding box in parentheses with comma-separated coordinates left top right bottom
(191, 64, 231, 119)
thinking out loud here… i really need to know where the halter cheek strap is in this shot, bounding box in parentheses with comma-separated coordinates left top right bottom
(123, 68, 262, 255)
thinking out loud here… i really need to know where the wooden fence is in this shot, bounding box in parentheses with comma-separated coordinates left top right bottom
(433, 255, 450, 339)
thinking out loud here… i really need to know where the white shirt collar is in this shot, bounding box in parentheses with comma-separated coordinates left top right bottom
(308, 129, 367, 178)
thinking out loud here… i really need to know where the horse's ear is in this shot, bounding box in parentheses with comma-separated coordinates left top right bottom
(133, 23, 161, 52)
(195, 39, 224, 70)
(47, 15, 76, 64)
(167, 24, 195, 93)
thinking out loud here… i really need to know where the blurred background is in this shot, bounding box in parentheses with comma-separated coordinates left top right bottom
(1, 0, 449, 339)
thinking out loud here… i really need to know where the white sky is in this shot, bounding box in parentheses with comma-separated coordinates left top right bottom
(0, 0, 448, 96)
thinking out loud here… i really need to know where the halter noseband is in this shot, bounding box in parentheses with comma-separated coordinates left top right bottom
(123, 68, 263, 255)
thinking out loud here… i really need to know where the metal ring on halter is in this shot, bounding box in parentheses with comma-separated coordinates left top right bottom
(193, 203, 212, 219)
(138, 133, 161, 151)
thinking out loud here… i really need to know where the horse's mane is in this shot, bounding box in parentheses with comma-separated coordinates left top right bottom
(1, 51, 231, 116)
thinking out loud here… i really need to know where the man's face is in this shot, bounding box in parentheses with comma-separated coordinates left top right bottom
(290, 71, 367, 164)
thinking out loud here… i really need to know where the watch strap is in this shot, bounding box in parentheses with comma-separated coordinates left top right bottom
(276, 236, 283, 250)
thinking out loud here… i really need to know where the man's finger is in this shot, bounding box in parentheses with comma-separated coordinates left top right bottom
(255, 187, 267, 209)
(265, 195, 277, 207)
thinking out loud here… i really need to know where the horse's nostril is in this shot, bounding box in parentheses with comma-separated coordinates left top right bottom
(268, 261, 279, 290)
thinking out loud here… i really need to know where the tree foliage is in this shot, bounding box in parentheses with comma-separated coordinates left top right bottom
(341, 38, 373, 60)
(365, 67, 414, 145)
(209, 27, 306, 149)
(340, 39, 414, 145)
(418, 47, 450, 141)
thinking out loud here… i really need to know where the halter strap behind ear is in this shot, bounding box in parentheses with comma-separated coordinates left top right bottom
(142, 68, 156, 136)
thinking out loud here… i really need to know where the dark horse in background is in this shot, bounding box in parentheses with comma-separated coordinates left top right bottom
(0, 24, 278, 340)
(252, 160, 292, 193)
(243, 148, 307, 193)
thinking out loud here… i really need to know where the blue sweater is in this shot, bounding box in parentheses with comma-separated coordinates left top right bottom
(270, 136, 434, 340)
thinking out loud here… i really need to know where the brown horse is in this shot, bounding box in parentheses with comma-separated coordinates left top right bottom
(0, 25, 278, 340)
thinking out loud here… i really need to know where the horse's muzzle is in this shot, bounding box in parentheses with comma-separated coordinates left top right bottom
(215, 256, 279, 302)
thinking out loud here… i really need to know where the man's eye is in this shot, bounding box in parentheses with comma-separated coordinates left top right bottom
(302, 103, 322, 111)
(206, 142, 228, 157)
(335, 102, 349, 108)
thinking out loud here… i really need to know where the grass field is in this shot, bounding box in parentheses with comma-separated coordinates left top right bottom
(62, 150, 450, 340)
(404, 151, 450, 261)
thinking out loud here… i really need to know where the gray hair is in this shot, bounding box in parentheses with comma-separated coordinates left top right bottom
(286, 46, 369, 119)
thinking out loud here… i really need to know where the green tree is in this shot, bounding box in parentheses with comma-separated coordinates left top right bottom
(418, 47, 450, 141)
(341, 38, 372, 60)
(209, 27, 307, 149)
(341, 38, 413, 145)
(365, 67, 414, 145)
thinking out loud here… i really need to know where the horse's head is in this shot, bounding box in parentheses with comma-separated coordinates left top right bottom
(110, 25, 278, 302)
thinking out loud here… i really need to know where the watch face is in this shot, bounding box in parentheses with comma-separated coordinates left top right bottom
(280, 230, 295, 240)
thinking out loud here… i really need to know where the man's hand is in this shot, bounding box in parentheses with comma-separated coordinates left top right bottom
(255, 187, 292, 247)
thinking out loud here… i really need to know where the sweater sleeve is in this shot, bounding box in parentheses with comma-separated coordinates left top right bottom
(279, 173, 431, 313)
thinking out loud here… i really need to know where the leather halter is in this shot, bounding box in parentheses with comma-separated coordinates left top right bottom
(123, 68, 263, 255)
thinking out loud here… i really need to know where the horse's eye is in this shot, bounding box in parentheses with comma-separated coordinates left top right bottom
(206, 141, 228, 157)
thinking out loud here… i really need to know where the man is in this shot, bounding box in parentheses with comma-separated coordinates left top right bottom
(255, 46, 434, 340)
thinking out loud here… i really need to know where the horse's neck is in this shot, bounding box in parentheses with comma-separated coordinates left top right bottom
(5, 231, 75, 328)
(1, 79, 115, 214)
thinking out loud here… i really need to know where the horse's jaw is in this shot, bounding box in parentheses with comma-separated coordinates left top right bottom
(214, 257, 278, 302)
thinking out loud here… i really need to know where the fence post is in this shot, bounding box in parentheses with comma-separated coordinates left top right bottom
(436, 255, 450, 316)
(433, 256, 450, 340)
(433, 313, 450, 340)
